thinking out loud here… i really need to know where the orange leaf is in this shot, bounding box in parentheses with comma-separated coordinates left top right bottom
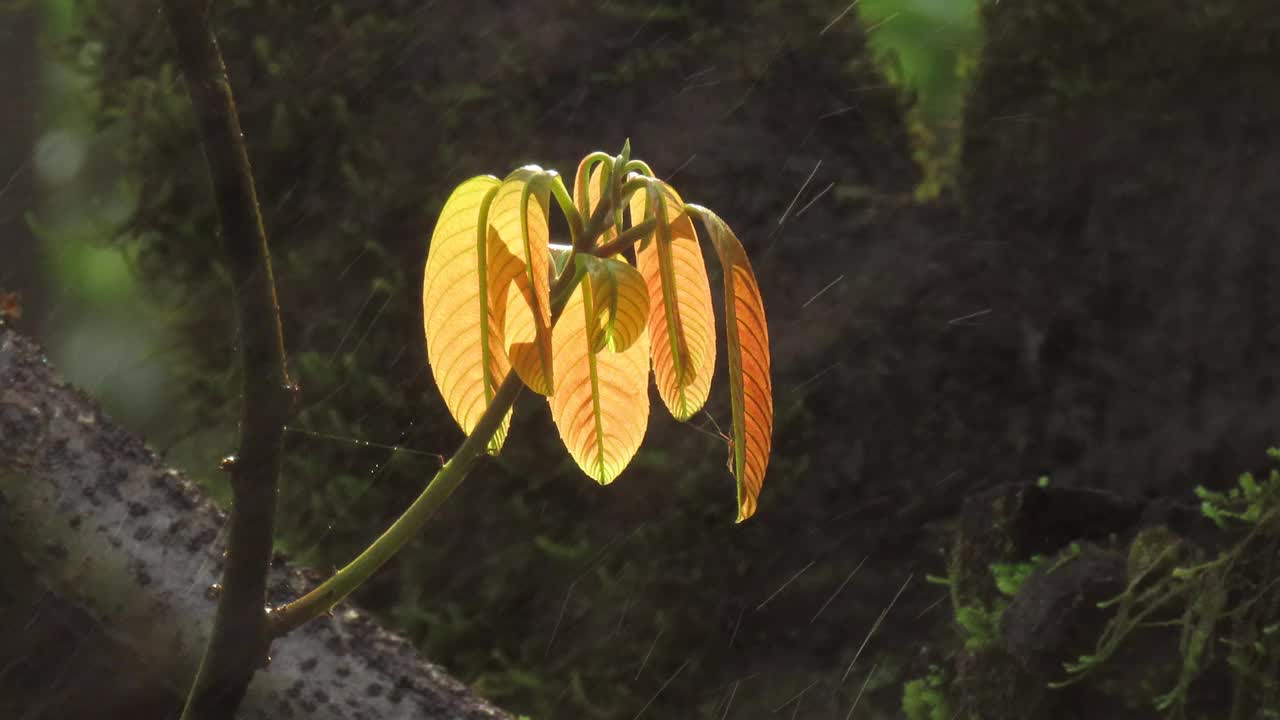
(688, 205, 773, 522)
(579, 254, 649, 353)
(571, 159, 648, 353)
(631, 181, 716, 421)
(422, 176, 512, 453)
(488, 167, 556, 396)
(548, 264, 651, 484)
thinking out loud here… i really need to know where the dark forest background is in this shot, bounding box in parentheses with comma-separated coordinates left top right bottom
(3, 1, 1280, 718)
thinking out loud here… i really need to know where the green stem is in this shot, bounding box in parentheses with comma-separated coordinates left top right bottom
(621, 175, 652, 199)
(269, 203, 593, 637)
(593, 217, 657, 258)
(267, 371, 523, 636)
(579, 195, 615, 252)
(622, 159, 655, 177)
(575, 152, 615, 214)
(549, 174, 584, 249)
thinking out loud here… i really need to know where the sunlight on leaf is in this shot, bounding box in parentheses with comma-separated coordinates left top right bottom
(573, 158, 648, 353)
(548, 272, 651, 484)
(422, 175, 511, 453)
(688, 205, 773, 522)
(576, 255, 648, 353)
(425, 149, 773, 518)
(631, 181, 716, 421)
(541, 154, 653, 483)
(489, 167, 556, 396)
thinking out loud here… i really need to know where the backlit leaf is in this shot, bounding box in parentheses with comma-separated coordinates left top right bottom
(688, 205, 773, 522)
(422, 176, 511, 453)
(576, 254, 649, 353)
(488, 167, 556, 396)
(631, 181, 716, 421)
(574, 155, 647, 352)
(549, 268, 651, 484)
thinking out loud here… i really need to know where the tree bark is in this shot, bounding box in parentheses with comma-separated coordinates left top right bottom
(0, 324, 512, 720)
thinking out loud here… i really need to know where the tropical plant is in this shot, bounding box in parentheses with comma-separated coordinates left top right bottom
(421, 141, 774, 521)
(152, 5, 772, 714)
(265, 145, 775, 653)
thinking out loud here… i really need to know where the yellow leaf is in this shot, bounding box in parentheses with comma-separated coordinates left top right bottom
(631, 181, 716, 421)
(688, 205, 773, 522)
(422, 176, 512, 453)
(549, 269, 651, 484)
(573, 156, 647, 352)
(488, 167, 556, 396)
(580, 254, 649, 353)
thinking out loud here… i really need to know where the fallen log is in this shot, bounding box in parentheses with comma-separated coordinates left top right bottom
(0, 323, 513, 719)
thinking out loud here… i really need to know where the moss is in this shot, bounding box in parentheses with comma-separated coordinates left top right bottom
(940, 456, 1280, 719)
(1054, 460, 1280, 718)
(955, 602, 1005, 653)
(66, 2, 917, 717)
(902, 669, 953, 720)
(990, 556, 1045, 598)
(1126, 527, 1187, 585)
(938, 487, 1055, 719)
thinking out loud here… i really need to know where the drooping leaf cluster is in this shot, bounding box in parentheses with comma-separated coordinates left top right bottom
(423, 146, 774, 521)
(64, 1, 917, 715)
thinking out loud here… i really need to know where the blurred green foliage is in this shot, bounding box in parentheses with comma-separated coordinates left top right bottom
(902, 668, 952, 720)
(54, 3, 925, 718)
(40, 0, 975, 717)
(1055, 454, 1280, 717)
(33, 0, 1280, 717)
(27, 0, 221, 486)
(858, 0, 981, 198)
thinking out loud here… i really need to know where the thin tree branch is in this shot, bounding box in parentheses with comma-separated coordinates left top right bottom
(160, 0, 633, 688)
(159, 1, 294, 718)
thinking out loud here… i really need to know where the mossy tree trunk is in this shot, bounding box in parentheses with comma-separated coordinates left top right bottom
(0, 325, 511, 720)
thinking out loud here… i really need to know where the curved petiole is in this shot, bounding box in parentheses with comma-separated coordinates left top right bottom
(549, 173, 584, 249)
